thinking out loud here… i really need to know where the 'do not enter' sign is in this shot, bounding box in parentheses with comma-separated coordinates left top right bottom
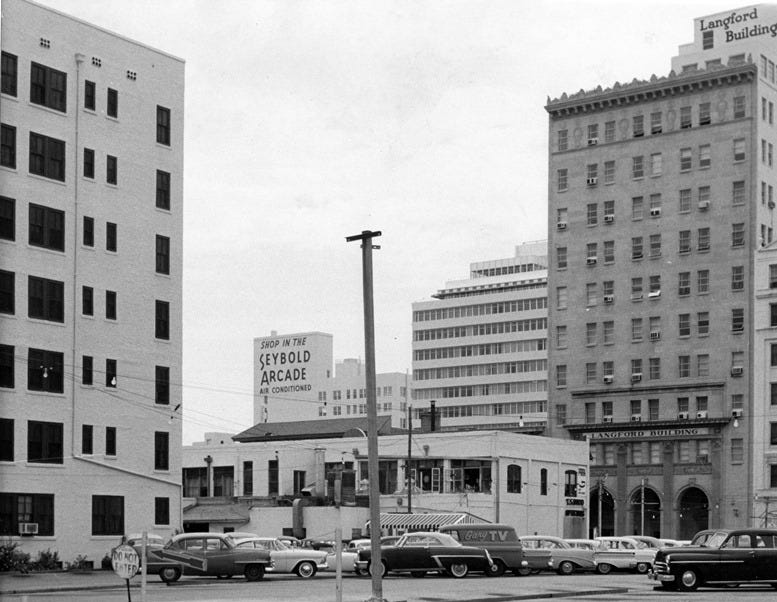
(112, 544, 139, 580)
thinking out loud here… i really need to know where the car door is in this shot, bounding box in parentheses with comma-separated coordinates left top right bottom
(180, 537, 207, 575)
(203, 537, 233, 575)
(717, 533, 757, 582)
(400, 535, 436, 570)
(751, 533, 777, 581)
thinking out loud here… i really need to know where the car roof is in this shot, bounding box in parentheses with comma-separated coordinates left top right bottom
(171, 532, 233, 541)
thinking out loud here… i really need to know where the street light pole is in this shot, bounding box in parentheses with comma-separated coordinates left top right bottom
(640, 478, 646, 536)
(346, 230, 385, 602)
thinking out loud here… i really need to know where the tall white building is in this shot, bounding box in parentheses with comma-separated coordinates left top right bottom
(411, 241, 548, 432)
(1, 0, 184, 561)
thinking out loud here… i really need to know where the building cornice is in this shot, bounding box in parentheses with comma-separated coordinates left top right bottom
(569, 380, 727, 398)
(563, 416, 731, 434)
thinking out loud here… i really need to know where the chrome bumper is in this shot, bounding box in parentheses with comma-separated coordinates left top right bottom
(648, 570, 674, 582)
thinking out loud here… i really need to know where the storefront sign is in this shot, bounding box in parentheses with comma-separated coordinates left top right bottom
(590, 427, 709, 440)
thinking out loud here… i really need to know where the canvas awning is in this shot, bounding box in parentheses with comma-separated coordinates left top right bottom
(367, 512, 480, 533)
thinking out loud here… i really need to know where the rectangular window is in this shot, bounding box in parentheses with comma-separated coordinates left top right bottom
(27, 420, 63, 463)
(83, 148, 94, 178)
(679, 230, 691, 254)
(649, 234, 661, 257)
(154, 432, 169, 470)
(557, 168, 568, 192)
(557, 129, 568, 151)
(632, 196, 644, 220)
(105, 426, 116, 456)
(586, 163, 598, 184)
(156, 235, 170, 274)
(698, 269, 710, 293)
(556, 325, 567, 349)
(699, 144, 711, 168)
(732, 222, 745, 247)
(106, 222, 117, 252)
(603, 240, 614, 263)
(732, 265, 744, 290)
(586, 282, 597, 306)
(82, 355, 93, 386)
(30, 62, 66, 112)
(1, 124, 16, 168)
(106, 359, 117, 388)
(680, 106, 692, 128)
(732, 180, 745, 205)
(156, 170, 171, 210)
(632, 318, 643, 341)
(585, 403, 595, 424)
(84, 80, 95, 110)
(555, 404, 566, 426)
(699, 102, 711, 125)
(268, 459, 279, 495)
(157, 106, 171, 145)
(82, 424, 93, 455)
(91, 495, 123, 535)
(29, 203, 65, 251)
(679, 313, 690, 337)
(650, 152, 662, 176)
(586, 203, 597, 225)
(604, 120, 615, 142)
(0, 493, 54, 536)
(650, 111, 662, 134)
(733, 138, 746, 161)
(603, 320, 614, 344)
(105, 290, 116, 320)
(731, 438, 744, 463)
(732, 308, 744, 332)
(0, 196, 14, 241)
(648, 399, 659, 421)
(27, 349, 63, 393)
(156, 300, 170, 340)
(556, 365, 567, 388)
(585, 362, 597, 384)
(1, 51, 18, 96)
(632, 155, 644, 179)
(155, 366, 170, 405)
(82, 286, 93, 316)
(680, 147, 692, 171)
(703, 29, 714, 49)
(28, 276, 63, 323)
(632, 237, 643, 260)
(0, 418, 13, 460)
(585, 323, 596, 346)
(698, 228, 710, 251)
(243, 461, 254, 496)
(697, 311, 710, 335)
(678, 355, 690, 377)
(631, 277, 643, 300)
(632, 114, 644, 137)
(679, 188, 692, 213)
(556, 286, 567, 309)
(106, 155, 117, 185)
(29, 132, 65, 181)
(83, 216, 94, 247)
(107, 88, 118, 118)
(770, 265, 777, 289)
(154, 497, 170, 525)
(0, 270, 14, 315)
(556, 246, 567, 269)
(649, 357, 661, 380)
(603, 160, 615, 184)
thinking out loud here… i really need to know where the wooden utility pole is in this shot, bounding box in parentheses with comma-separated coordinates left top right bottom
(345, 230, 385, 602)
(407, 404, 412, 513)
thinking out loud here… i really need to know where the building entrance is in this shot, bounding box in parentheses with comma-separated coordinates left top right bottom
(589, 485, 614, 537)
(630, 487, 661, 538)
(678, 487, 709, 540)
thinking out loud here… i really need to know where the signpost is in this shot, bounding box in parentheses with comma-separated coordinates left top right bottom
(112, 544, 139, 602)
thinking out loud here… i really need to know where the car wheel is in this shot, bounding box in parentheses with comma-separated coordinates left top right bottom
(557, 560, 575, 575)
(487, 560, 506, 577)
(596, 563, 612, 575)
(448, 563, 469, 578)
(244, 564, 265, 581)
(159, 566, 181, 583)
(368, 560, 387, 578)
(635, 562, 650, 574)
(410, 570, 426, 578)
(678, 568, 700, 591)
(515, 567, 532, 576)
(295, 561, 316, 579)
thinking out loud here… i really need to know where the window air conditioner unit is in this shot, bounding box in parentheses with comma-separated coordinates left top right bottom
(588, 137, 599, 146)
(732, 409, 744, 418)
(698, 200, 710, 210)
(557, 221, 568, 230)
(632, 253, 643, 260)
(696, 410, 708, 419)
(603, 294, 614, 304)
(603, 375, 614, 384)
(731, 366, 744, 376)
(19, 522, 38, 535)
(603, 214, 615, 223)
(631, 373, 642, 382)
(631, 414, 642, 422)
(649, 331, 661, 341)
(602, 415, 614, 423)
(586, 256, 598, 265)
(650, 207, 661, 216)
(648, 290, 661, 299)
(678, 411, 690, 420)
(587, 177, 598, 186)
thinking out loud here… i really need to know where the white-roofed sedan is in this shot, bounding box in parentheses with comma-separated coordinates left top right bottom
(234, 536, 328, 578)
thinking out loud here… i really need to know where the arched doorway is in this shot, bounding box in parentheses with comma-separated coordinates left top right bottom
(630, 487, 661, 538)
(678, 487, 709, 540)
(589, 485, 614, 537)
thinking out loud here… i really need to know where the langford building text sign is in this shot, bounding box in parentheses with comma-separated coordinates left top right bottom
(700, 7, 777, 42)
(590, 427, 710, 440)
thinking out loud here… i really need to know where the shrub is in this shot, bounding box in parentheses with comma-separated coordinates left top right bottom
(32, 548, 60, 571)
(0, 540, 31, 573)
(68, 554, 92, 571)
(101, 554, 112, 570)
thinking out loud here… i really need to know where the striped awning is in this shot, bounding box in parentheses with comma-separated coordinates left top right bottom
(368, 512, 480, 533)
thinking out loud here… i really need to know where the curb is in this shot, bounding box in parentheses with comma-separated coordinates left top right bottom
(417, 588, 630, 601)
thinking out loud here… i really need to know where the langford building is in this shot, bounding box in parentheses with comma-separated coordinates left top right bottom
(546, 4, 777, 539)
(0, 0, 184, 561)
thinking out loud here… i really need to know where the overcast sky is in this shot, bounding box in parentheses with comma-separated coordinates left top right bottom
(38, 0, 739, 443)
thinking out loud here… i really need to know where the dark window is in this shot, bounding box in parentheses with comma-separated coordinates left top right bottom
(83, 148, 94, 178)
(154, 431, 169, 470)
(28, 276, 64, 322)
(155, 300, 170, 340)
(0, 196, 14, 240)
(0, 493, 54, 536)
(29, 204, 64, 251)
(0, 345, 13, 388)
(83, 216, 94, 247)
(243, 461, 253, 496)
(156, 170, 170, 210)
(106, 155, 117, 185)
(772, 304, 777, 328)
(214, 466, 233, 496)
(105, 426, 116, 456)
(154, 497, 169, 525)
(771, 465, 777, 489)
(106, 222, 116, 252)
(564, 470, 578, 497)
(772, 382, 777, 405)
(27, 349, 63, 393)
(156, 235, 170, 274)
(27, 420, 63, 463)
(106, 359, 117, 388)
(1, 124, 15, 168)
(82, 355, 93, 385)
(107, 88, 118, 118)
(105, 290, 116, 320)
(0, 418, 13, 461)
(82, 424, 93, 454)
(183, 467, 207, 497)
(82, 286, 93, 316)
(155, 366, 169, 405)
(702, 29, 714, 50)
(0, 270, 14, 315)
(91, 495, 123, 535)
(30, 62, 66, 112)
(507, 464, 522, 493)
(1, 52, 18, 97)
(84, 80, 95, 110)
(268, 459, 279, 495)
(540, 468, 548, 496)
(156, 106, 170, 145)
(772, 423, 777, 445)
(772, 343, 777, 367)
(29, 133, 65, 181)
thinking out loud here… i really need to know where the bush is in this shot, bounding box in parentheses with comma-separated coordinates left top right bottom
(101, 554, 112, 570)
(32, 548, 60, 571)
(0, 540, 31, 573)
(67, 554, 92, 571)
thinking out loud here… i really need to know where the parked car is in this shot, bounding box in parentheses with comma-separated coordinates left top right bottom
(629, 535, 663, 549)
(519, 536, 596, 574)
(324, 538, 372, 574)
(439, 523, 540, 576)
(149, 532, 271, 582)
(594, 536, 656, 574)
(380, 536, 400, 546)
(649, 528, 777, 591)
(689, 528, 724, 547)
(355, 531, 495, 578)
(234, 537, 328, 578)
(565, 538, 604, 552)
(110, 533, 166, 570)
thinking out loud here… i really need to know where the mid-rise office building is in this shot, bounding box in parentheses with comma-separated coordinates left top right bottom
(1, 0, 184, 560)
(546, 4, 777, 539)
(411, 242, 548, 432)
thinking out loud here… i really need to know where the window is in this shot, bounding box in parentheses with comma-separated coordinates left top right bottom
(556, 325, 567, 349)
(540, 468, 548, 495)
(631, 277, 643, 300)
(155, 366, 170, 405)
(30, 62, 66, 112)
(679, 188, 691, 213)
(679, 230, 691, 254)
(702, 29, 714, 49)
(650, 111, 662, 134)
(632, 237, 643, 260)
(587, 203, 597, 225)
(773, 424, 777, 446)
(29, 132, 65, 181)
(1, 124, 15, 168)
(650, 193, 662, 213)
(0, 270, 14, 315)
(731, 438, 744, 463)
(556, 365, 566, 388)
(154, 498, 169, 525)
(557, 169, 568, 192)
(157, 106, 171, 145)
(106, 155, 117, 185)
(27, 420, 63, 464)
(603, 360, 613, 378)
(557, 129, 568, 151)
(698, 228, 710, 251)
(83, 216, 94, 247)
(680, 106, 692, 129)
(632, 155, 644, 178)
(105, 426, 116, 456)
(732, 266, 744, 291)
(771, 465, 777, 489)
(650, 152, 662, 176)
(557, 246, 567, 269)
(603, 320, 614, 344)
(587, 242, 598, 262)
(678, 355, 690, 378)
(0, 196, 13, 240)
(27, 349, 63, 393)
(154, 432, 169, 470)
(699, 144, 711, 168)
(633, 115, 644, 137)
(106, 359, 117, 388)
(106, 222, 117, 252)
(649, 274, 661, 295)
(649, 357, 660, 380)
(603, 160, 615, 184)
(81, 424, 93, 455)
(156, 170, 171, 210)
(770, 265, 777, 289)
(632, 196, 643, 220)
(586, 282, 597, 306)
(82, 355, 93, 386)
(29, 204, 64, 251)
(679, 313, 690, 337)
(699, 102, 711, 126)
(556, 286, 567, 309)
(28, 276, 64, 322)
(107, 88, 118, 118)
(732, 308, 744, 332)
(585, 323, 596, 346)
(0, 493, 54, 536)
(105, 290, 116, 320)
(631, 318, 643, 341)
(268, 459, 279, 495)
(732, 181, 745, 205)
(82, 286, 93, 316)
(507, 464, 522, 493)
(1, 52, 18, 96)
(564, 470, 578, 497)
(156, 301, 170, 340)
(92, 495, 123, 535)
(648, 399, 659, 421)
(585, 362, 597, 384)
(604, 120, 615, 142)
(243, 461, 254, 496)
(649, 234, 661, 257)
(586, 163, 598, 184)
(83, 148, 94, 178)
(0, 418, 13, 460)
(631, 399, 641, 416)
(604, 240, 614, 263)
(698, 269, 709, 293)
(732, 222, 745, 247)
(733, 138, 746, 162)
(697, 312, 710, 335)
(84, 80, 95, 110)
(680, 147, 692, 171)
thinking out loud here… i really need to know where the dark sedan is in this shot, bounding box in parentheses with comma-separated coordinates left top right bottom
(355, 531, 494, 578)
(649, 528, 777, 591)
